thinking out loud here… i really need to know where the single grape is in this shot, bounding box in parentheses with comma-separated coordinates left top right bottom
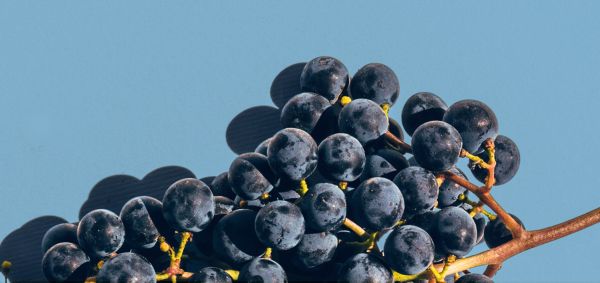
(401, 92, 448, 136)
(362, 149, 409, 181)
(437, 167, 468, 208)
(239, 257, 287, 283)
(42, 242, 90, 282)
(350, 177, 404, 231)
(41, 223, 78, 253)
(484, 214, 525, 248)
(119, 196, 164, 249)
(96, 252, 156, 283)
(299, 183, 346, 232)
(211, 172, 237, 199)
(318, 133, 366, 182)
(411, 121, 462, 172)
(213, 209, 266, 266)
(311, 103, 342, 144)
(338, 98, 389, 144)
(338, 253, 393, 283)
(384, 225, 435, 275)
(434, 207, 477, 257)
(300, 56, 349, 104)
(290, 232, 338, 270)
(349, 63, 400, 106)
(281, 92, 331, 133)
(393, 166, 439, 218)
(229, 152, 277, 200)
(77, 209, 125, 259)
(190, 267, 233, 283)
(470, 135, 520, 186)
(443, 99, 499, 153)
(456, 273, 494, 283)
(162, 178, 215, 232)
(407, 208, 440, 238)
(267, 128, 318, 181)
(474, 213, 487, 245)
(255, 200, 305, 250)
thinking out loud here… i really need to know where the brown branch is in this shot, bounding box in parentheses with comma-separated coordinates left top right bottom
(430, 207, 600, 275)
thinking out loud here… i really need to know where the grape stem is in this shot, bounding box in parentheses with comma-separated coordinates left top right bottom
(383, 131, 412, 153)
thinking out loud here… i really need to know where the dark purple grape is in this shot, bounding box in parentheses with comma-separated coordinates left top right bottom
(411, 121, 462, 172)
(338, 99, 389, 145)
(443, 99, 499, 153)
(281, 92, 331, 133)
(437, 167, 468, 208)
(267, 128, 318, 181)
(119, 196, 164, 249)
(456, 273, 493, 283)
(484, 214, 525, 248)
(290, 232, 337, 270)
(255, 200, 305, 250)
(255, 138, 272, 156)
(384, 225, 434, 275)
(162, 178, 215, 232)
(96, 252, 156, 283)
(338, 253, 393, 283)
(470, 135, 520, 186)
(350, 177, 404, 231)
(299, 183, 346, 232)
(213, 209, 266, 266)
(300, 56, 349, 104)
(318, 133, 366, 182)
(349, 63, 400, 106)
(42, 242, 90, 282)
(211, 172, 236, 200)
(77, 209, 125, 259)
(311, 103, 342, 144)
(401, 92, 448, 136)
(239, 257, 287, 283)
(41, 223, 78, 253)
(388, 117, 405, 141)
(362, 149, 409, 181)
(190, 267, 233, 283)
(393, 166, 439, 218)
(434, 207, 477, 257)
(229, 152, 277, 200)
(407, 208, 440, 235)
(474, 213, 487, 245)
(193, 196, 234, 256)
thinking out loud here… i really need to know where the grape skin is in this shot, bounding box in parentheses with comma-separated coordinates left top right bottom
(212, 209, 266, 266)
(411, 121, 462, 172)
(470, 135, 520, 186)
(229, 152, 277, 200)
(300, 56, 349, 104)
(455, 273, 494, 283)
(77, 209, 125, 259)
(384, 225, 435, 275)
(484, 213, 525, 248)
(281, 92, 331, 133)
(350, 177, 404, 231)
(362, 149, 410, 181)
(434, 207, 477, 257)
(317, 133, 366, 182)
(349, 63, 400, 106)
(338, 253, 393, 283)
(299, 182, 346, 232)
(401, 92, 448, 136)
(42, 242, 90, 282)
(96, 252, 156, 283)
(338, 98, 389, 145)
(41, 223, 78, 253)
(255, 200, 305, 250)
(190, 267, 233, 283)
(211, 172, 237, 199)
(119, 196, 163, 249)
(437, 166, 468, 208)
(162, 178, 215, 232)
(239, 257, 287, 283)
(289, 232, 337, 270)
(393, 166, 439, 219)
(267, 128, 318, 181)
(443, 99, 499, 153)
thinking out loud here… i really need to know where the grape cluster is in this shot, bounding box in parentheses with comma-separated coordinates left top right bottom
(38, 56, 522, 283)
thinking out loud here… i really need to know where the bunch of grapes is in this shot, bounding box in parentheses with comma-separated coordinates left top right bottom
(35, 56, 525, 283)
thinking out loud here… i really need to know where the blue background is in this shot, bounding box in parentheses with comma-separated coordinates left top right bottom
(1, 1, 599, 282)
